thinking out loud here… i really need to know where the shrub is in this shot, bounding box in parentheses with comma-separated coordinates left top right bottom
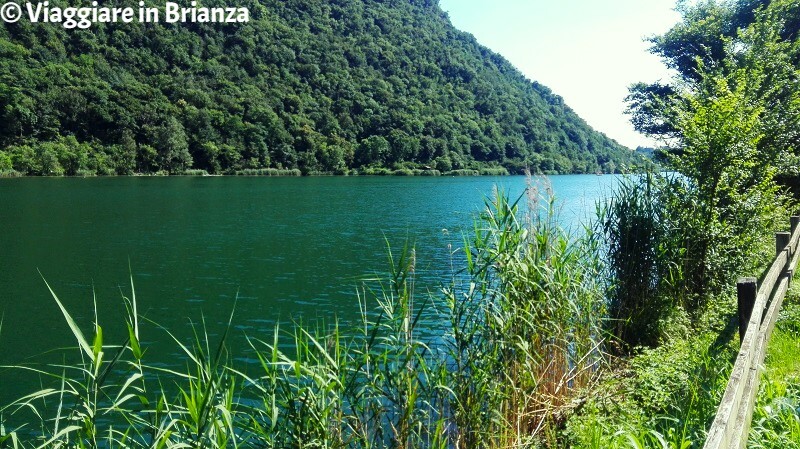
(0, 169, 21, 178)
(479, 167, 509, 176)
(234, 168, 301, 176)
(74, 168, 97, 177)
(181, 169, 209, 176)
(445, 169, 479, 176)
(0, 151, 11, 171)
(600, 173, 675, 348)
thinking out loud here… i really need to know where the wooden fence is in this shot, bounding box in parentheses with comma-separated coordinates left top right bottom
(703, 216, 800, 449)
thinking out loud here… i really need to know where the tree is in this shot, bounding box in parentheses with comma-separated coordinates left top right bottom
(112, 130, 138, 175)
(617, 0, 798, 317)
(147, 117, 192, 173)
(0, 151, 12, 171)
(355, 136, 390, 167)
(627, 0, 800, 154)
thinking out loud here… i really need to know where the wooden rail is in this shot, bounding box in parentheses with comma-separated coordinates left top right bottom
(703, 215, 800, 449)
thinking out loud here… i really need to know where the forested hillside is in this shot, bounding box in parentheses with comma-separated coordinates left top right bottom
(0, 0, 641, 175)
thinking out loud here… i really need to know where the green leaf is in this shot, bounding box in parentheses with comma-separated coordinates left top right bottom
(39, 271, 93, 360)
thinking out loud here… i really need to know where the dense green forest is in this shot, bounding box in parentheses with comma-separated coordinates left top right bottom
(0, 0, 642, 176)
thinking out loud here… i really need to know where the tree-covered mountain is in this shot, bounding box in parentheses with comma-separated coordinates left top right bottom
(0, 0, 641, 176)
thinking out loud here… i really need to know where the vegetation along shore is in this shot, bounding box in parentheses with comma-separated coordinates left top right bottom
(4, 0, 800, 447)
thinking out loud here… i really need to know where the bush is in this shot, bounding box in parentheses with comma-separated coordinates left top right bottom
(234, 168, 301, 176)
(0, 151, 11, 171)
(0, 169, 22, 178)
(445, 169, 479, 176)
(74, 168, 97, 177)
(181, 169, 209, 176)
(601, 168, 789, 350)
(359, 167, 392, 176)
(479, 167, 509, 176)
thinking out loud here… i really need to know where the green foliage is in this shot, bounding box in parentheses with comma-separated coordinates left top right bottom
(658, 29, 789, 305)
(749, 299, 800, 448)
(478, 167, 511, 176)
(234, 168, 301, 176)
(0, 0, 642, 176)
(600, 174, 675, 349)
(0, 151, 11, 171)
(609, 0, 793, 349)
(181, 169, 210, 176)
(628, 0, 800, 181)
(0, 169, 21, 178)
(600, 164, 780, 350)
(392, 168, 414, 176)
(444, 183, 606, 446)
(564, 315, 738, 449)
(578, 3, 800, 444)
(776, 295, 800, 339)
(749, 376, 800, 449)
(445, 169, 480, 176)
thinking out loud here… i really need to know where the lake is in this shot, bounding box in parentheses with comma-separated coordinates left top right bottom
(0, 175, 616, 398)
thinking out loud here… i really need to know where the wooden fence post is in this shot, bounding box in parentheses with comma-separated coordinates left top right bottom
(786, 220, 797, 286)
(777, 231, 791, 256)
(737, 277, 757, 344)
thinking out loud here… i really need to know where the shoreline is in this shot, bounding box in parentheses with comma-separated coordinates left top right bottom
(0, 168, 630, 178)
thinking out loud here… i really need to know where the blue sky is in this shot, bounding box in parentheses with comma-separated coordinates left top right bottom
(437, 0, 682, 149)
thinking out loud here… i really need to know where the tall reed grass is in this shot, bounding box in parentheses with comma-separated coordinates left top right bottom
(443, 180, 606, 447)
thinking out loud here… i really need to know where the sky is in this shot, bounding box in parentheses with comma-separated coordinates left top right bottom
(437, 0, 683, 149)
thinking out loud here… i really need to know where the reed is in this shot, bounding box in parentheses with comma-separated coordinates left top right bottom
(444, 169, 479, 176)
(478, 167, 510, 176)
(443, 180, 606, 447)
(181, 169, 210, 176)
(234, 168, 302, 176)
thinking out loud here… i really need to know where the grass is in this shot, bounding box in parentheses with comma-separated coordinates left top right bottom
(747, 287, 800, 448)
(181, 169, 210, 176)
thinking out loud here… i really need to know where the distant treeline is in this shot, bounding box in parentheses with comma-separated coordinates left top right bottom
(0, 0, 645, 176)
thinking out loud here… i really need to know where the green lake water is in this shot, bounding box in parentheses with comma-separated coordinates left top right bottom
(0, 175, 616, 398)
